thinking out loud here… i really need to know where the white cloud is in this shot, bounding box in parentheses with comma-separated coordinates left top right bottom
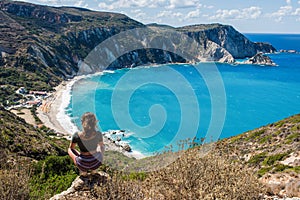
(210, 6, 262, 20)
(157, 10, 183, 18)
(268, 5, 293, 22)
(36, 0, 74, 4)
(203, 5, 214, 9)
(293, 7, 300, 15)
(135, 12, 146, 19)
(286, 0, 292, 5)
(166, 0, 200, 9)
(131, 9, 142, 14)
(186, 9, 200, 19)
(98, 2, 113, 10)
(74, 0, 88, 8)
(98, 0, 166, 10)
(130, 9, 147, 19)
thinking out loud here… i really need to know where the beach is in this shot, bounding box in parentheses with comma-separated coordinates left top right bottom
(37, 75, 145, 159)
(37, 80, 74, 135)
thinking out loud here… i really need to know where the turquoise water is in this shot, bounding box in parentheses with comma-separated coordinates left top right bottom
(245, 33, 300, 52)
(68, 34, 300, 156)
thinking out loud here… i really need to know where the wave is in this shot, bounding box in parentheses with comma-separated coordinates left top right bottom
(56, 79, 79, 135)
(55, 71, 109, 135)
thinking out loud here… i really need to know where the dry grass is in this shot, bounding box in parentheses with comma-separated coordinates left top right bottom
(92, 147, 265, 200)
(0, 158, 31, 200)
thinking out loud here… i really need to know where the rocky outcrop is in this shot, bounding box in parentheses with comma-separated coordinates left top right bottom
(244, 52, 276, 66)
(50, 172, 109, 200)
(280, 49, 299, 54)
(177, 24, 276, 59)
(123, 144, 132, 152)
(255, 42, 276, 54)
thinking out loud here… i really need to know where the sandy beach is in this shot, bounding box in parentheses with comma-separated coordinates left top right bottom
(37, 81, 71, 135)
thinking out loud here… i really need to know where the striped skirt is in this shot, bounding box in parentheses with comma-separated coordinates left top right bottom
(75, 152, 103, 172)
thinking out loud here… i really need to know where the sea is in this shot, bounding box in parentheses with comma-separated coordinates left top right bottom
(63, 33, 300, 157)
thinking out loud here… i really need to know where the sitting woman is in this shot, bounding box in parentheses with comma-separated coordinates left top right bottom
(68, 112, 105, 175)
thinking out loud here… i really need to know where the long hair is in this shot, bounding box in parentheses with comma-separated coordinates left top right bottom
(81, 112, 97, 138)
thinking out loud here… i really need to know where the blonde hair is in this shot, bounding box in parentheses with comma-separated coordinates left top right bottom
(81, 112, 97, 137)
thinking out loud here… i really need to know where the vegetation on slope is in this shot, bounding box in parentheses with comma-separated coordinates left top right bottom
(0, 1, 145, 105)
(0, 111, 299, 199)
(0, 105, 77, 199)
(0, 106, 66, 160)
(224, 114, 300, 176)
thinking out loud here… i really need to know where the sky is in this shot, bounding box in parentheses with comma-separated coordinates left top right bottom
(21, 0, 300, 33)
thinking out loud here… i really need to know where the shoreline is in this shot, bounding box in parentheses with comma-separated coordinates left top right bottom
(37, 79, 77, 135)
(37, 73, 146, 159)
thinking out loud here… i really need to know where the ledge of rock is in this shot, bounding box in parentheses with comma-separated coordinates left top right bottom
(50, 171, 110, 200)
(244, 52, 276, 66)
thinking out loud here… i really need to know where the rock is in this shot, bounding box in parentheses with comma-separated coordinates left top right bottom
(255, 42, 276, 53)
(178, 24, 276, 59)
(123, 144, 132, 152)
(50, 172, 109, 200)
(261, 172, 300, 198)
(280, 49, 298, 53)
(244, 52, 276, 66)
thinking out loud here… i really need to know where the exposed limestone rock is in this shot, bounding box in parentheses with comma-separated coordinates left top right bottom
(244, 52, 276, 66)
(123, 144, 132, 152)
(50, 171, 109, 200)
(255, 42, 276, 53)
(177, 24, 276, 59)
(261, 172, 300, 198)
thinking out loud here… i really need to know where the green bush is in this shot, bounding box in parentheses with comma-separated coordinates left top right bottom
(245, 129, 265, 141)
(273, 164, 291, 172)
(30, 155, 78, 199)
(257, 167, 272, 177)
(248, 152, 267, 165)
(262, 153, 289, 166)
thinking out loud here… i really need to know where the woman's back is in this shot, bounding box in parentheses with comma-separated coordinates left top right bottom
(72, 131, 103, 153)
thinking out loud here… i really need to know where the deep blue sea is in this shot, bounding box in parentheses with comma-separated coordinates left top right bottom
(67, 34, 300, 156)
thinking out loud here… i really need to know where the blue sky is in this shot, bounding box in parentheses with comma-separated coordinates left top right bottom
(22, 0, 300, 33)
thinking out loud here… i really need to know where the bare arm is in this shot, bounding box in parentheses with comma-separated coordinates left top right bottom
(69, 142, 76, 149)
(98, 131, 105, 154)
(98, 141, 105, 154)
(68, 142, 79, 165)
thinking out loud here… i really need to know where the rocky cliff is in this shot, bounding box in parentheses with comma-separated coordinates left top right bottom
(177, 24, 276, 59)
(245, 52, 276, 66)
(0, 1, 276, 97)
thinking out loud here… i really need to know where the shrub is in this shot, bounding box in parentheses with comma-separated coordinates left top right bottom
(262, 153, 289, 166)
(30, 155, 78, 199)
(257, 167, 272, 177)
(248, 152, 267, 165)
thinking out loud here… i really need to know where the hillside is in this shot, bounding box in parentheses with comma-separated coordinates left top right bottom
(0, 106, 66, 160)
(48, 114, 300, 199)
(0, 1, 276, 105)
